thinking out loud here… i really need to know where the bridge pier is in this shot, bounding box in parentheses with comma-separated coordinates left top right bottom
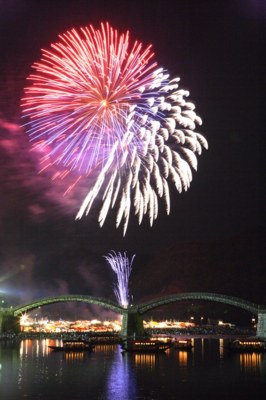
(0, 308, 20, 334)
(256, 309, 266, 340)
(121, 307, 145, 338)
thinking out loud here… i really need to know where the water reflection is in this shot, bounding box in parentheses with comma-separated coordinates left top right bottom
(219, 338, 224, 358)
(107, 349, 136, 400)
(0, 339, 265, 400)
(93, 344, 118, 353)
(132, 353, 156, 368)
(19, 338, 51, 357)
(177, 350, 188, 367)
(63, 351, 88, 362)
(239, 352, 262, 372)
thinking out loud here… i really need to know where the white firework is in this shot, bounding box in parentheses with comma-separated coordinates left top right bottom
(104, 251, 135, 308)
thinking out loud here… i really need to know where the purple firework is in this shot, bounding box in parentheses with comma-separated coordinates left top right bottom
(21, 22, 208, 234)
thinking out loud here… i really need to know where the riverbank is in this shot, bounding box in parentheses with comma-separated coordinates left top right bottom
(0, 326, 256, 341)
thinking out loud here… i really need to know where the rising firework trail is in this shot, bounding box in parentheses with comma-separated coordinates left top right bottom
(21, 22, 208, 235)
(104, 251, 135, 308)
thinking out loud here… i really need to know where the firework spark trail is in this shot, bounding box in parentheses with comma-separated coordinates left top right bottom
(104, 251, 135, 308)
(21, 22, 208, 235)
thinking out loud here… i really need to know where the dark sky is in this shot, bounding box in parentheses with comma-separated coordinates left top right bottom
(0, 0, 265, 318)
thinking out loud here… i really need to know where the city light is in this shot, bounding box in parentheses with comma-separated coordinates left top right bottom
(19, 317, 196, 333)
(20, 316, 122, 333)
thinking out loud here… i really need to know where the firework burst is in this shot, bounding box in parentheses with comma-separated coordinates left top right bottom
(104, 251, 135, 308)
(21, 22, 208, 234)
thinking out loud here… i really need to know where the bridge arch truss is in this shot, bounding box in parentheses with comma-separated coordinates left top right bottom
(137, 292, 260, 315)
(13, 295, 125, 316)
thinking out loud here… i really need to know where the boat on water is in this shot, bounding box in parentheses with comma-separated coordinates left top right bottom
(48, 339, 95, 352)
(151, 335, 193, 350)
(173, 339, 193, 350)
(225, 338, 266, 353)
(121, 338, 172, 353)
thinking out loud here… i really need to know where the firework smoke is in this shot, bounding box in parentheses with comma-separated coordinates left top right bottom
(21, 22, 208, 234)
(104, 251, 135, 308)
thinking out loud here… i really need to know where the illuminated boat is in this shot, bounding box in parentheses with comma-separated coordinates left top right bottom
(48, 339, 95, 352)
(173, 339, 193, 350)
(226, 339, 266, 353)
(121, 338, 172, 353)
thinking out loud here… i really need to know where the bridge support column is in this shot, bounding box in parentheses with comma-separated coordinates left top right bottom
(121, 307, 145, 338)
(0, 309, 20, 334)
(256, 309, 266, 340)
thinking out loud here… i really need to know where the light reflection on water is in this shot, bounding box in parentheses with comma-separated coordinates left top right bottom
(239, 352, 263, 372)
(107, 350, 136, 400)
(19, 338, 52, 357)
(132, 353, 156, 368)
(177, 350, 188, 367)
(0, 338, 266, 400)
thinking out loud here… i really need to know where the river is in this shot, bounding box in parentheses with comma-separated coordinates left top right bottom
(0, 337, 266, 400)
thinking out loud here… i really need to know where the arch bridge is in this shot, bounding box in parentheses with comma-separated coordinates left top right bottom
(0, 292, 265, 339)
(135, 292, 266, 339)
(137, 292, 260, 314)
(0, 295, 125, 335)
(12, 295, 125, 316)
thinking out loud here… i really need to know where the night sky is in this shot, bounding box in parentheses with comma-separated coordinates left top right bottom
(0, 0, 265, 320)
